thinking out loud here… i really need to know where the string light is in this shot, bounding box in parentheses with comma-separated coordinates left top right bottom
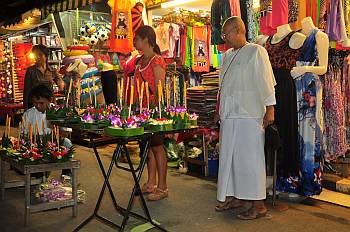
(29, 52, 35, 60)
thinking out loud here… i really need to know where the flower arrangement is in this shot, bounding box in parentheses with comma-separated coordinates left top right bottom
(189, 113, 199, 120)
(104, 113, 147, 137)
(80, 106, 113, 129)
(165, 106, 190, 129)
(46, 105, 81, 126)
(149, 118, 173, 125)
(4, 135, 74, 165)
(189, 113, 199, 126)
(46, 105, 68, 119)
(2, 116, 74, 164)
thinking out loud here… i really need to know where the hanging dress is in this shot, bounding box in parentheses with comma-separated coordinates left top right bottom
(271, 0, 289, 29)
(265, 32, 302, 193)
(294, 29, 323, 196)
(259, 0, 274, 35)
(322, 54, 347, 161)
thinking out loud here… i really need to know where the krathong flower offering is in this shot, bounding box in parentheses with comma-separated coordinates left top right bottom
(148, 118, 174, 132)
(189, 113, 199, 126)
(105, 115, 145, 137)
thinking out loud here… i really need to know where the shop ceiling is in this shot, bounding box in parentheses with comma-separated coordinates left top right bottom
(149, 0, 213, 16)
(0, 0, 62, 23)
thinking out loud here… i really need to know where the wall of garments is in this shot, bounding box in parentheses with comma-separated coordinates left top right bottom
(187, 0, 350, 195)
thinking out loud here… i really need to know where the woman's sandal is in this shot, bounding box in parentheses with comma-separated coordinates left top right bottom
(215, 199, 244, 212)
(141, 184, 157, 194)
(147, 188, 169, 201)
(237, 208, 268, 220)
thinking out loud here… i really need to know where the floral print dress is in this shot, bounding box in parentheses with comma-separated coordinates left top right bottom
(294, 29, 323, 196)
(322, 53, 347, 161)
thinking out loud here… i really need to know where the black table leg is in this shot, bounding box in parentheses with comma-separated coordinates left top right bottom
(73, 144, 122, 231)
(120, 141, 167, 232)
(74, 137, 168, 231)
(91, 140, 123, 213)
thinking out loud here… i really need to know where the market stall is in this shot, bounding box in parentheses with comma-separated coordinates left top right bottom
(1, 0, 350, 230)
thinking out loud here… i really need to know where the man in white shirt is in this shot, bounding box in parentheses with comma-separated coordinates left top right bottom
(214, 17, 276, 220)
(23, 85, 52, 136)
(24, 84, 72, 176)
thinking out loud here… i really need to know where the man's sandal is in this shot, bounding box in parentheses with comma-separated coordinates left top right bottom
(215, 199, 244, 212)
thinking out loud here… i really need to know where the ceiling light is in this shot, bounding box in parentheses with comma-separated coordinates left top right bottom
(161, 0, 200, 9)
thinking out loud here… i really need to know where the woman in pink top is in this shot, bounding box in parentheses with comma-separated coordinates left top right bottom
(133, 26, 168, 201)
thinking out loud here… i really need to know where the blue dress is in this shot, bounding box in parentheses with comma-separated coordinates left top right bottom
(277, 29, 323, 196)
(295, 29, 323, 196)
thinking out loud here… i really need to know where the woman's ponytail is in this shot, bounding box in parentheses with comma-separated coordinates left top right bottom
(135, 26, 162, 55)
(153, 44, 161, 55)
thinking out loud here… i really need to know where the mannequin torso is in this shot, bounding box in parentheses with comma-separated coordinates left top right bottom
(271, 24, 305, 49)
(291, 17, 329, 78)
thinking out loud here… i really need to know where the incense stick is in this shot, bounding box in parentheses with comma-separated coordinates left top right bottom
(8, 117, 11, 137)
(125, 76, 130, 106)
(18, 122, 21, 141)
(128, 85, 134, 118)
(88, 78, 92, 105)
(5, 114, 8, 136)
(66, 78, 73, 107)
(158, 81, 162, 118)
(140, 82, 144, 112)
(42, 118, 45, 135)
(146, 82, 149, 110)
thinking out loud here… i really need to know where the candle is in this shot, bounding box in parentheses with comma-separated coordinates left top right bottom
(121, 77, 124, 105)
(34, 120, 39, 144)
(5, 114, 8, 136)
(42, 118, 45, 135)
(77, 79, 81, 109)
(28, 122, 32, 145)
(136, 79, 140, 103)
(22, 115, 25, 129)
(57, 126, 60, 149)
(146, 82, 149, 110)
(88, 78, 92, 105)
(117, 79, 120, 106)
(158, 81, 162, 118)
(125, 76, 130, 105)
(184, 81, 187, 108)
(8, 117, 11, 137)
(173, 77, 177, 106)
(140, 81, 144, 112)
(129, 85, 134, 118)
(119, 80, 123, 107)
(66, 78, 73, 107)
(18, 122, 21, 141)
(52, 127, 54, 143)
(161, 84, 164, 106)
(92, 75, 97, 107)
(166, 84, 169, 108)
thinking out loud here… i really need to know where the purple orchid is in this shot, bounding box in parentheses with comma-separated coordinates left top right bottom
(175, 106, 187, 113)
(82, 113, 94, 123)
(190, 113, 198, 120)
(111, 117, 123, 128)
(48, 141, 57, 148)
(97, 114, 104, 121)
